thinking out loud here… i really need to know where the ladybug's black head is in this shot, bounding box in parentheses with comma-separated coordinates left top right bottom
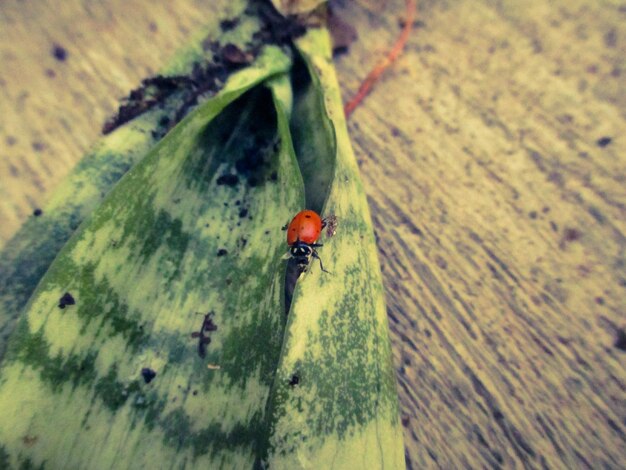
(290, 243, 312, 260)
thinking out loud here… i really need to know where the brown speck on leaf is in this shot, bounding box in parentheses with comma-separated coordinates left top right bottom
(324, 214, 338, 238)
(22, 435, 38, 447)
(192, 312, 218, 358)
(596, 136, 612, 147)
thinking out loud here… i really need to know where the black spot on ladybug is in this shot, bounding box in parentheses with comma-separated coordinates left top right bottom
(52, 44, 68, 61)
(216, 174, 239, 186)
(304, 214, 311, 218)
(217, 249, 228, 257)
(288, 375, 300, 386)
(596, 136, 612, 148)
(58, 292, 75, 309)
(33, 208, 43, 217)
(238, 208, 248, 218)
(141, 368, 157, 384)
(614, 329, 626, 352)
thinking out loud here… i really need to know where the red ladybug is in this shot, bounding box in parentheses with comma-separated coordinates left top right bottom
(286, 210, 329, 272)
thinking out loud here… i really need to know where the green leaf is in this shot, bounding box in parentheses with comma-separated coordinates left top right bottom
(265, 29, 405, 468)
(0, 47, 300, 468)
(0, 20, 403, 470)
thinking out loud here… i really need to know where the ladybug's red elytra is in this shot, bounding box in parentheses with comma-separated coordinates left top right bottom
(287, 210, 322, 245)
(286, 209, 330, 272)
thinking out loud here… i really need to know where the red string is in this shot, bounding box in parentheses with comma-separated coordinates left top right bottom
(344, 0, 417, 118)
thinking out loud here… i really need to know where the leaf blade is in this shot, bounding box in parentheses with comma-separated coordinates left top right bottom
(266, 28, 405, 469)
(0, 47, 303, 468)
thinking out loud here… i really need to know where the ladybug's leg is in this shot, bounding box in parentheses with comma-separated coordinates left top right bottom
(311, 249, 330, 274)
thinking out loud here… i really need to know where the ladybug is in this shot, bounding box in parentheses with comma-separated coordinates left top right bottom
(286, 209, 329, 272)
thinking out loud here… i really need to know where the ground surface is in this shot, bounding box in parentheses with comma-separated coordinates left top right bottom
(1, 0, 625, 468)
